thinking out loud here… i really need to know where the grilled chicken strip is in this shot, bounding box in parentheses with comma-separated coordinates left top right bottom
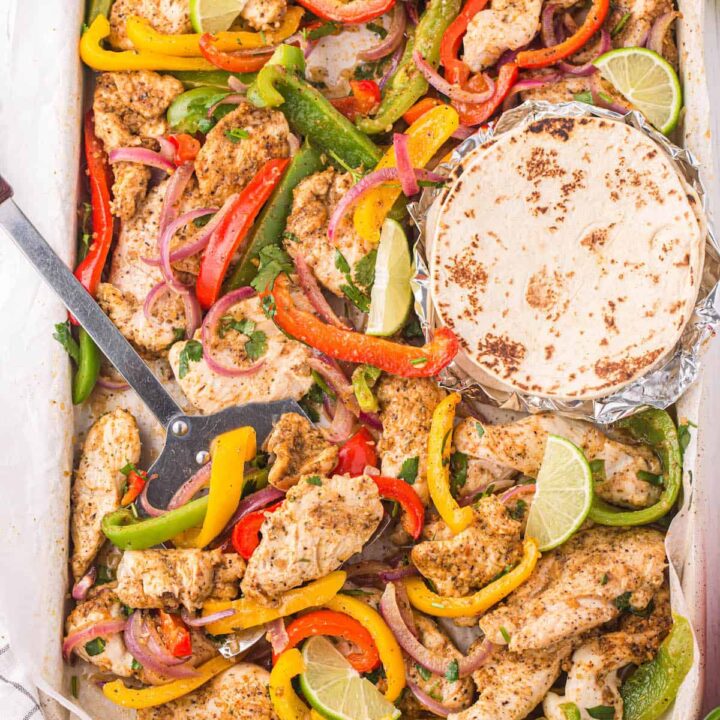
(169, 295, 314, 413)
(137, 663, 278, 720)
(449, 639, 572, 720)
(93, 71, 183, 220)
(264, 412, 339, 491)
(241, 474, 383, 604)
(411, 495, 523, 597)
(463, 0, 542, 71)
(195, 103, 290, 206)
(71, 409, 141, 581)
(455, 414, 662, 509)
(115, 549, 245, 610)
(480, 526, 666, 651)
(284, 168, 375, 296)
(610, 0, 677, 61)
(376, 375, 447, 507)
(544, 585, 672, 720)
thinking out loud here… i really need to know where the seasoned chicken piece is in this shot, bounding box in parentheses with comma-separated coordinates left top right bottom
(169, 295, 313, 413)
(115, 549, 245, 610)
(519, 74, 631, 107)
(65, 587, 135, 677)
(195, 103, 289, 206)
(544, 585, 672, 720)
(450, 640, 572, 720)
(109, 0, 192, 49)
(264, 412, 338, 491)
(242, 474, 383, 604)
(412, 495, 522, 596)
(284, 168, 374, 296)
(463, 0, 542, 71)
(93, 71, 184, 219)
(376, 375, 446, 507)
(455, 414, 662, 509)
(240, 0, 287, 30)
(137, 663, 277, 720)
(480, 526, 666, 651)
(401, 615, 476, 716)
(71, 409, 141, 581)
(610, 0, 677, 62)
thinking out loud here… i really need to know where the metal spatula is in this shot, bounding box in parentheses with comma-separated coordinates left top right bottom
(0, 176, 304, 507)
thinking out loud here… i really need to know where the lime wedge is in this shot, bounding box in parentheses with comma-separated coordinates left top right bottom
(593, 47, 682, 134)
(189, 0, 243, 33)
(524, 435, 593, 551)
(366, 218, 413, 337)
(299, 637, 400, 720)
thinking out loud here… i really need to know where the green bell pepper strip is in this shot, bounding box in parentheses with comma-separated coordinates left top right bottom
(621, 615, 694, 720)
(102, 496, 209, 550)
(167, 87, 240, 134)
(224, 141, 324, 291)
(356, 0, 461, 135)
(248, 66, 382, 170)
(588, 408, 682, 526)
(171, 71, 257, 90)
(72, 329, 101, 405)
(266, 43, 306, 74)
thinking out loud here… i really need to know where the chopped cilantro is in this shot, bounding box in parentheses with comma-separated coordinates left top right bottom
(178, 339, 203, 379)
(299, 384, 323, 422)
(589, 458, 606, 482)
(508, 498, 527, 520)
(120, 462, 138, 477)
(71, 675, 79, 698)
(131, 658, 143, 671)
(678, 421, 696, 457)
(334, 250, 352, 275)
(613, 592, 654, 617)
(244, 330, 267, 361)
(450, 451, 468, 495)
(96, 565, 115, 585)
(499, 626, 511, 643)
(409, 357, 428, 367)
(587, 706, 616, 720)
(53, 322, 80, 364)
(403, 314, 424, 339)
(311, 370, 337, 400)
(252, 245, 293, 293)
(193, 213, 213, 228)
(84, 638, 106, 656)
(600, 572, 609, 585)
(225, 127, 250, 143)
(341, 283, 370, 312)
(306, 475, 323, 486)
(611, 11, 631, 36)
(282, 230, 300, 244)
(261, 294, 276, 318)
(475, 422, 485, 438)
(560, 703, 582, 720)
(415, 664, 432, 681)
(218, 316, 255, 339)
(398, 456, 419, 485)
(366, 21, 388, 38)
(354, 249, 377, 291)
(307, 21, 342, 40)
(637, 469, 663, 486)
(445, 659, 459, 682)
(573, 91, 594, 105)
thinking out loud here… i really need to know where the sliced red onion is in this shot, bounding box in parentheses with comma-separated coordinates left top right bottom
(406, 676, 451, 717)
(500, 484, 536, 504)
(201, 287, 266, 377)
(266, 618, 290, 655)
(413, 50, 494, 104)
(167, 462, 212, 511)
(503, 73, 563, 104)
(323, 395, 336, 421)
(139, 477, 167, 517)
(557, 29, 610, 75)
(404, 0, 419, 25)
(62, 619, 127, 660)
(451, 125, 474, 140)
(156, 136, 176, 162)
(379, 564, 419, 582)
(71, 567, 97, 601)
(182, 289, 203, 338)
(181, 607, 236, 627)
(344, 560, 393, 578)
(393, 133, 419, 196)
(225, 485, 286, 533)
(394, 580, 417, 637)
(143, 282, 172, 324)
(294, 254, 349, 328)
(563, 11, 578, 34)
(647, 11, 679, 55)
(589, 73, 629, 114)
(159, 161, 195, 244)
(144, 613, 191, 667)
(108, 147, 175, 174)
(359, 411, 383, 432)
(497, 48, 519, 66)
(541, 4, 559, 47)
(228, 75, 249, 93)
(308, 356, 359, 412)
(96, 376, 130, 391)
(360, 4, 406, 61)
(380, 584, 495, 677)
(207, 93, 245, 117)
(379, 44, 404, 90)
(326, 398, 355, 442)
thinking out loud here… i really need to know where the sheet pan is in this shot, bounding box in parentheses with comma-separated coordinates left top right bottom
(0, 0, 716, 717)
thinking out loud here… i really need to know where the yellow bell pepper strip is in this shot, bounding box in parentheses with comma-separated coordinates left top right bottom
(427, 393, 475, 534)
(103, 656, 234, 709)
(201, 571, 347, 634)
(126, 7, 304, 57)
(176, 427, 256, 548)
(270, 649, 313, 720)
(324, 593, 405, 701)
(404, 538, 540, 617)
(353, 104, 459, 245)
(80, 15, 217, 71)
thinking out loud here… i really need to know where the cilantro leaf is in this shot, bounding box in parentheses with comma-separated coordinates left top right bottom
(366, 21, 388, 38)
(334, 250, 351, 275)
(245, 330, 267, 361)
(450, 451, 468, 495)
(252, 245, 294, 293)
(341, 283, 370, 312)
(225, 127, 250, 143)
(53, 321, 80, 364)
(398, 456, 419, 485)
(306, 476, 322, 486)
(586, 706, 616, 720)
(178, 339, 203, 379)
(415, 664, 432, 681)
(354, 249, 377, 291)
(445, 659, 459, 682)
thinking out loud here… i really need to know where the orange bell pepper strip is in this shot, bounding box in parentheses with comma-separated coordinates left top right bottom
(265, 274, 459, 378)
(440, 0, 490, 84)
(330, 80, 382, 121)
(516, 0, 610, 68)
(453, 62, 518, 126)
(198, 33, 274, 73)
(402, 97, 445, 124)
(120, 468, 147, 506)
(166, 133, 201, 165)
(157, 610, 192, 658)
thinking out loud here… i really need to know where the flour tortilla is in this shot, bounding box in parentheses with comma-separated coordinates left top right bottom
(430, 115, 705, 400)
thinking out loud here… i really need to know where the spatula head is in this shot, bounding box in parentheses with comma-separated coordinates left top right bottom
(145, 399, 306, 508)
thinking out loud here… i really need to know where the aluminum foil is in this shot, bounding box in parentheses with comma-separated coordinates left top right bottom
(409, 100, 720, 423)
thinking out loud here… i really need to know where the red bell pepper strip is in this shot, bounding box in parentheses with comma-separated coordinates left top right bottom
(516, 0, 609, 68)
(198, 33, 273, 72)
(402, 97, 445, 125)
(294, 0, 396, 24)
(275, 609, 381, 672)
(196, 157, 289, 309)
(372, 476, 424, 539)
(74, 111, 114, 322)
(335, 428, 378, 477)
(231, 501, 283, 560)
(167, 133, 201, 165)
(266, 274, 459, 378)
(331, 80, 381, 121)
(121, 469, 148, 506)
(157, 611, 192, 658)
(453, 62, 518, 126)
(440, 0, 490, 84)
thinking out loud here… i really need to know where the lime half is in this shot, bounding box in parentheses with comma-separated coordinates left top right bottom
(299, 636, 400, 720)
(189, 0, 243, 33)
(593, 47, 682, 134)
(366, 218, 413, 337)
(524, 435, 593, 551)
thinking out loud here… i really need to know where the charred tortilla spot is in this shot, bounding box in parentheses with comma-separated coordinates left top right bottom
(528, 117, 576, 141)
(594, 349, 663, 385)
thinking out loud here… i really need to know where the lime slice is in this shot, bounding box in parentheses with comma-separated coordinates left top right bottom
(299, 636, 400, 720)
(366, 218, 413, 337)
(593, 47, 682, 134)
(189, 0, 243, 33)
(524, 435, 593, 551)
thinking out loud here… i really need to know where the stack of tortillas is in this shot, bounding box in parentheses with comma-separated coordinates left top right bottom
(429, 115, 706, 400)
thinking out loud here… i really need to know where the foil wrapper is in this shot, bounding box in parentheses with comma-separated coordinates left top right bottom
(409, 100, 720, 423)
